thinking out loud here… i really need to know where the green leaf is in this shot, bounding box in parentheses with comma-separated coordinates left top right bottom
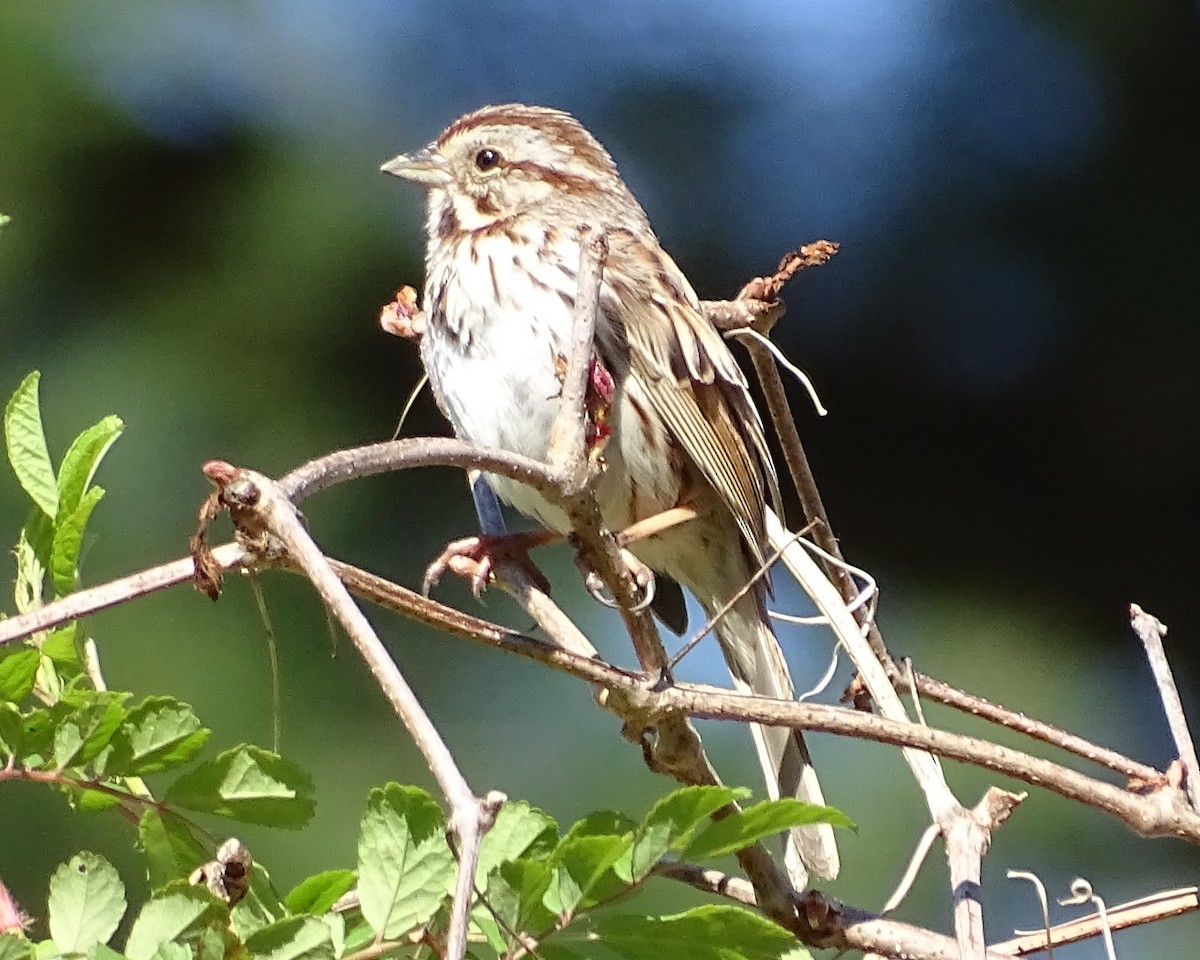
(625, 786, 746, 882)
(12, 528, 45, 614)
(19, 707, 54, 758)
(0, 703, 24, 757)
(50, 486, 104, 596)
(40, 624, 81, 668)
(0, 936, 32, 960)
(284, 871, 357, 916)
(230, 863, 287, 940)
(475, 800, 558, 882)
(108, 697, 211, 776)
(482, 859, 555, 944)
(356, 783, 454, 939)
(0, 214, 11, 229)
(0, 650, 39, 704)
(545, 834, 631, 916)
(47, 852, 127, 952)
(594, 905, 811, 960)
(147, 945, 190, 960)
(87, 944, 125, 960)
(5, 372, 58, 519)
(165, 745, 314, 828)
(138, 810, 209, 890)
(52, 693, 128, 769)
(124, 884, 227, 960)
(684, 799, 855, 861)
(563, 810, 637, 842)
(243, 917, 334, 960)
(56, 416, 123, 518)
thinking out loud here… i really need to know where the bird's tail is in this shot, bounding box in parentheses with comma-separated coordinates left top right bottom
(713, 597, 840, 888)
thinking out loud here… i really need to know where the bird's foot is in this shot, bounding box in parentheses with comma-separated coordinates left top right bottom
(423, 530, 557, 597)
(577, 546, 656, 613)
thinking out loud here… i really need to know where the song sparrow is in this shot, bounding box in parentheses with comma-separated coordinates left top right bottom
(383, 104, 838, 884)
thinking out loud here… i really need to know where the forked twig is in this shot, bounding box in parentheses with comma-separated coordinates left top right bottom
(202, 463, 497, 960)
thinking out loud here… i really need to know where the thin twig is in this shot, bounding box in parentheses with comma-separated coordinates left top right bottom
(1130, 604, 1200, 810)
(208, 466, 492, 960)
(545, 228, 608, 493)
(0, 542, 248, 648)
(991, 885, 1200, 956)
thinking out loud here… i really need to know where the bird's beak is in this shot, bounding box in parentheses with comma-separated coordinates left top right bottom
(380, 144, 452, 187)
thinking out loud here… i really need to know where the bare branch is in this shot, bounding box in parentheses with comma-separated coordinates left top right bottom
(205, 464, 493, 960)
(991, 885, 1200, 956)
(545, 228, 608, 493)
(1130, 604, 1200, 810)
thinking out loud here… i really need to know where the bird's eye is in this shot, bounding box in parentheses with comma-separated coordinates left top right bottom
(474, 148, 502, 171)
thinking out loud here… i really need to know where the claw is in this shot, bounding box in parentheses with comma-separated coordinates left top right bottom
(578, 547, 657, 613)
(424, 531, 556, 598)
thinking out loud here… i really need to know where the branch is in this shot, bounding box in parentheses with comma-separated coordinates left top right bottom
(658, 862, 1010, 959)
(201, 462, 495, 960)
(1130, 603, 1200, 810)
(545, 227, 608, 493)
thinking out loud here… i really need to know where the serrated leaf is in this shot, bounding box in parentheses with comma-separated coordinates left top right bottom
(475, 801, 558, 882)
(47, 852, 127, 952)
(0, 650, 39, 704)
(244, 916, 333, 960)
(138, 810, 209, 889)
(40, 624, 81, 668)
(5, 372, 58, 519)
(51, 486, 104, 596)
(52, 694, 127, 769)
(108, 697, 211, 776)
(356, 783, 453, 939)
(0, 936, 32, 960)
(483, 859, 555, 944)
(165, 745, 314, 827)
(625, 786, 746, 882)
(284, 871, 356, 916)
(88, 945, 125, 960)
(594, 905, 811, 960)
(124, 884, 227, 960)
(684, 799, 854, 861)
(56, 416, 123, 518)
(545, 834, 631, 916)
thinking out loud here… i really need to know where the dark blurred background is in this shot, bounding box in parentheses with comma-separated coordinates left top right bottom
(2, 1, 1198, 956)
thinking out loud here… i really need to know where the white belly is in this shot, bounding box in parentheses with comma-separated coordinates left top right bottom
(421, 232, 684, 540)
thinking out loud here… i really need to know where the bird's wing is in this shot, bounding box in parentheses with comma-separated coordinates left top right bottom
(606, 229, 781, 563)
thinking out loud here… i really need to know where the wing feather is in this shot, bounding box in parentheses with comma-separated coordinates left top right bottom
(607, 230, 780, 564)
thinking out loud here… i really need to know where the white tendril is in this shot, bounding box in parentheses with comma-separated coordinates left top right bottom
(730, 327, 828, 417)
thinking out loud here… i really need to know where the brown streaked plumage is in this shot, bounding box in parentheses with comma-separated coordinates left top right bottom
(383, 103, 838, 886)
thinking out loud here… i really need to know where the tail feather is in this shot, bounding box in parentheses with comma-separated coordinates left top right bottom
(718, 601, 840, 887)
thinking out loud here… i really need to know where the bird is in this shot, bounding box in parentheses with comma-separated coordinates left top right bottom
(382, 103, 838, 885)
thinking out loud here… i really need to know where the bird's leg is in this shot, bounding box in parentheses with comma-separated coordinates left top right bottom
(423, 530, 558, 597)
